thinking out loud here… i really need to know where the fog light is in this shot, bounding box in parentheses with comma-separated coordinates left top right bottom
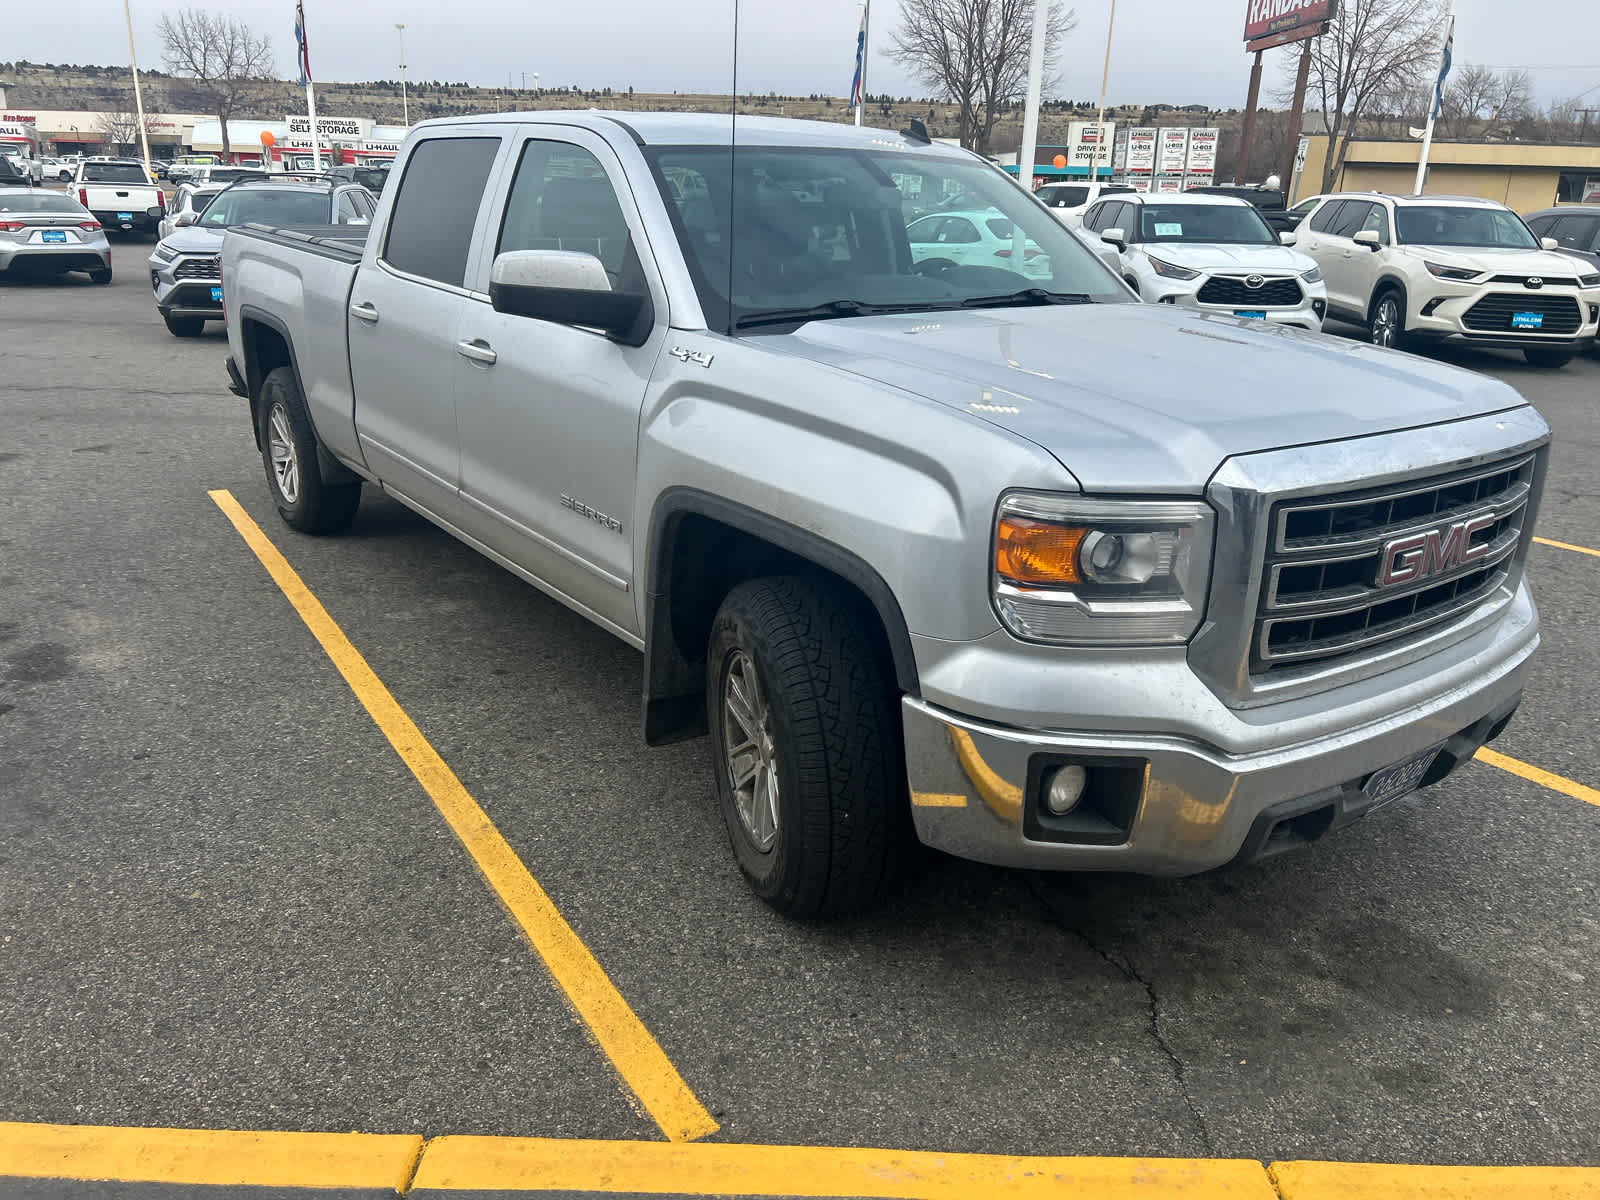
(1045, 764, 1088, 815)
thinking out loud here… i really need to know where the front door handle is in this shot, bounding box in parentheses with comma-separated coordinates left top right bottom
(456, 338, 497, 366)
(350, 301, 380, 324)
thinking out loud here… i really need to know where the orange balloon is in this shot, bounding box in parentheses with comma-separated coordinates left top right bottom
(259, 130, 276, 147)
(1052, 153, 1066, 169)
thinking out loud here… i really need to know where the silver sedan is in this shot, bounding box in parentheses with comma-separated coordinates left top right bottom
(0, 187, 113, 283)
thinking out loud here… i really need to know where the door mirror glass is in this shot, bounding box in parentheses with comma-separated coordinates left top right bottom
(1278, 231, 1296, 246)
(490, 249, 650, 344)
(1540, 236, 1559, 251)
(1353, 229, 1381, 249)
(1101, 227, 1127, 251)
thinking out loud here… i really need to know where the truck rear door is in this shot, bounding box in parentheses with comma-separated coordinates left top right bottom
(451, 125, 668, 637)
(347, 132, 506, 517)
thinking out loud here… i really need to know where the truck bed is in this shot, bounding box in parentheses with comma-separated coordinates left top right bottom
(231, 223, 370, 265)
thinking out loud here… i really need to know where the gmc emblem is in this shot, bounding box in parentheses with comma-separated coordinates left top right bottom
(1377, 512, 1497, 587)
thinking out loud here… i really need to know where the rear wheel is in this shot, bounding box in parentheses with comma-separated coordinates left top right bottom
(88, 265, 112, 285)
(1369, 288, 1406, 350)
(257, 366, 362, 534)
(164, 313, 203, 337)
(706, 576, 907, 919)
(1523, 348, 1573, 369)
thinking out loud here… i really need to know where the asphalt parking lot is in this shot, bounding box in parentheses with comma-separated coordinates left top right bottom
(1, 248, 1598, 1195)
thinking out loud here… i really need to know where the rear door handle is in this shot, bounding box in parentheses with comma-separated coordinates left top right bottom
(350, 301, 379, 324)
(456, 338, 497, 366)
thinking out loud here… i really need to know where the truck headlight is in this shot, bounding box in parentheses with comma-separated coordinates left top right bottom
(992, 494, 1214, 645)
(153, 244, 178, 262)
(1580, 271, 1600, 287)
(1424, 260, 1478, 281)
(1300, 265, 1323, 283)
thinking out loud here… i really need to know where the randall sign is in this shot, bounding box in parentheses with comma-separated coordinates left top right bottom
(1243, 0, 1337, 42)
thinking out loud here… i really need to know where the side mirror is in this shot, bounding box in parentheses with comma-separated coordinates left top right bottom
(1540, 236, 1559, 251)
(1101, 227, 1127, 251)
(489, 249, 651, 346)
(1353, 229, 1381, 250)
(175, 211, 197, 227)
(1278, 231, 1297, 246)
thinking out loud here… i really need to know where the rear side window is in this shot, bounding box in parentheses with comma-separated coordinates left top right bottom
(383, 137, 500, 287)
(1307, 200, 1349, 234)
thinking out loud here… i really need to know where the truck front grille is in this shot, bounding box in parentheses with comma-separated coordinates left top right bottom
(173, 255, 220, 280)
(1253, 455, 1535, 672)
(1196, 276, 1302, 307)
(1462, 293, 1582, 335)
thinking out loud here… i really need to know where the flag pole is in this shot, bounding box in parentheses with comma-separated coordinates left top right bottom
(122, 0, 152, 178)
(1091, 0, 1116, 185)
(1413, 1, 1454, 194)
(853, 0, 870, 127)
(297, 1, 322, 171)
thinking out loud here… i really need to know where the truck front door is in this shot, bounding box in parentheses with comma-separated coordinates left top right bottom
(348, 132, 504, 516)
(453, 128, 667, 639)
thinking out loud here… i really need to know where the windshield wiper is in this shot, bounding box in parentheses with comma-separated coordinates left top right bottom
(734, 299, 946, 330)
(958, 288, 1096, 309)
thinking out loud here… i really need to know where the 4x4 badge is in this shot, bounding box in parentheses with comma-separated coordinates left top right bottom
(669, 346, 715, 368)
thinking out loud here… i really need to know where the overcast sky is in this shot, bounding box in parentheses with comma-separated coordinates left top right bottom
(9, 0, 1597, 112)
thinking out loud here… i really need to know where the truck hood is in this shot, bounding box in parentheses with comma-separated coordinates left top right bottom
(1141, 242, 1317, 274)
(768, 304, 1527, 492)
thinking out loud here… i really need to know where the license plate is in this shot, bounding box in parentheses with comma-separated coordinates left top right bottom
(1363, 745, 1443, 810)
(1511, 311, 1543, 330)
(40, 230, 67, 243)
(116, 211, 133, 220)
(1234, 310, 1266, 319)
(210, 286, 222, 302)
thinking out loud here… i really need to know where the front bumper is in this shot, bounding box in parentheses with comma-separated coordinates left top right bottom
(1406, 285, 1600, 348)
(151, 259, 222, 320)
(903, 582, 1538, 875)
(1156, 276, 1327, 331)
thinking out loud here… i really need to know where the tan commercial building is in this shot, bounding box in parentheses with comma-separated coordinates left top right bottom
(1293, 136, 1600, 212)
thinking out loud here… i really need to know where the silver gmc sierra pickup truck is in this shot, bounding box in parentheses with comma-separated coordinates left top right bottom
(222, 113, 1547, 917)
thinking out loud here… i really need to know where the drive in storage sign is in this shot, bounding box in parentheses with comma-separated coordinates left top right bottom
(1244, 0, 1336, 41)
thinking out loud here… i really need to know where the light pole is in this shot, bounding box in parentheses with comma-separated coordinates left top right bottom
(395, 23, 409, 126)
(123, 0, 153, 177)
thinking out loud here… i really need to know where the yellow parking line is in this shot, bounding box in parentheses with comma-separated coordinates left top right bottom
(208, 490, 718, 1144)
(1533, 535, 1600, 559)
(0, 1123, 422, 1190)
(1475, 747, 1600, 808)
(409, 1135, 1279, 1197)
(1271, 1160, 1600, 1199)
(911, 791, 968, 808)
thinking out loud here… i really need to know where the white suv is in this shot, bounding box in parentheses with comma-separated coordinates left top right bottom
(1036, 181, 1135, 229)
(1081, 191, 1327, 330)
(1297, 193, 1600, 367)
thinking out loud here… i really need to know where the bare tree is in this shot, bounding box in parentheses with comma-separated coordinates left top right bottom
(157, 8, 275, 159)
(1288, 0, 1445, 191)
(888, 0, 1076, 154)
(1439, 63, 1533, 138)
(96, 109, 159, 155)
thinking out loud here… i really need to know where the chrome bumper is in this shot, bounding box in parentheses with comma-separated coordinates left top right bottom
(903, 586, 1538, 875)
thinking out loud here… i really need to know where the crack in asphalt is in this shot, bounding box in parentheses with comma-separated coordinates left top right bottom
(1027, 878, 1218, 1157)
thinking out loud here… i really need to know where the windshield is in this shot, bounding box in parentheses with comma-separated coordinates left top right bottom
(198, 188, 331, 228)
(1137, 203, 1274, 245)
(0, 193, 87, 214)
(1395, 205, 1538, 249)
(81, 163, 150, 184)
(1038, 185, 1089, 208)
(645, 145, 1129, 330)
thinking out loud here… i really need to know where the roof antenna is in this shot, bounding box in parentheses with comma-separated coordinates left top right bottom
(901, 118, 931, 144)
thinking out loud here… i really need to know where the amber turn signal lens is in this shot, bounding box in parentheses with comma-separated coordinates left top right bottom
(995, 518, 1086, 586)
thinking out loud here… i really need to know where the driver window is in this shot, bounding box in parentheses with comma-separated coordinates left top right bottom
(497, 140, 632, 280)
(1358, 203, 1390, 244)
(335, 191, 362, 224)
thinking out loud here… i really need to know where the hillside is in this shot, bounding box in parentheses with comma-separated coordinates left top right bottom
(1, 60, 1252, 156)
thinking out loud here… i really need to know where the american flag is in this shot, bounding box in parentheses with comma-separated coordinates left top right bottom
(849, 3, 868, 109)
(1430, 14, 1453, 121)
(295, 1, 313, 87)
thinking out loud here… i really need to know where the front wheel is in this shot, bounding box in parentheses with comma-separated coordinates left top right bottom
(706, 576, 907, 919)
(1523, 348, 1573, 369)
(257, 366, 362, 534)
(1369, 289, 1406, 350)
